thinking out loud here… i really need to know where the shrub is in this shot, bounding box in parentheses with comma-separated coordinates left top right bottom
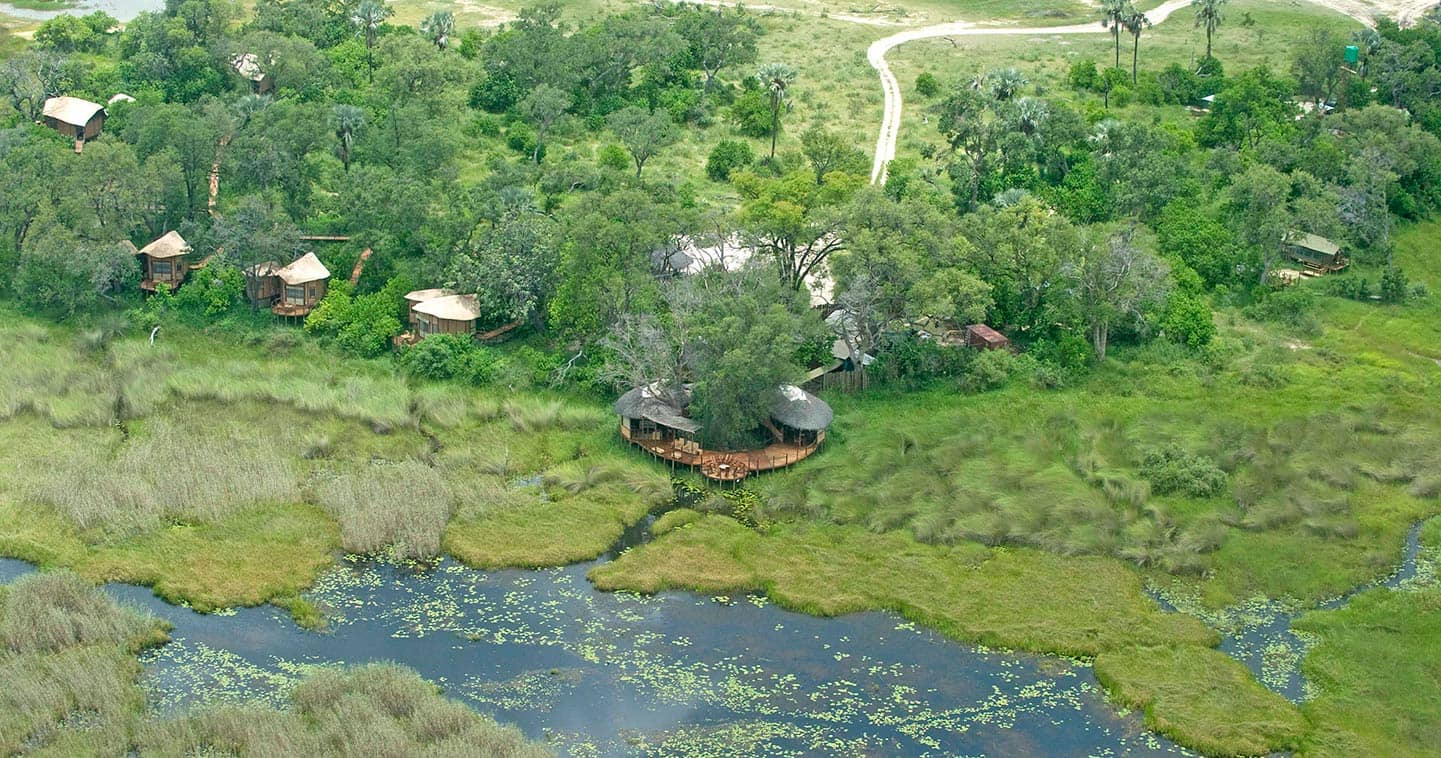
(399, 335, 499, 385)
(1243, 286, 1320, 334)
(962, 348, 1018, 392)
(1140, 446, 1228, 498)
(728, 89, 772, 138)
(1068, 58, 1099, 90)
(914, 72, 941, 97)
(1160, 291, 1216, 348)
(596, 143, 630, 172)
(1380, 266, 1410, 303)
(304, 281, 404, 358)
(706, 140, 754, 182)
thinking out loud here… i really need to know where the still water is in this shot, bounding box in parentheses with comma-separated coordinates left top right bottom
(1, 548, 1183, 756)
(0, 0, 161, 22)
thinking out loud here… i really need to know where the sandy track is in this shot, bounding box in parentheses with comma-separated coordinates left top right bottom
(867, 0, 1434, 183)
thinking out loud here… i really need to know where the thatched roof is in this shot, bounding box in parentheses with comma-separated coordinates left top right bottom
(248, 261, 281, 277)
(43, 96, 104, 127)
(138, 231, 190, 259)
(276, 252, 330, 285)
(413, 294, 481, 322)
(770, 384, 833, 431)
(1284, 231, 1341, 256)
(116, 240, 138, 255)
(404, 288, 456, 303)
(614, 383, 700, 434)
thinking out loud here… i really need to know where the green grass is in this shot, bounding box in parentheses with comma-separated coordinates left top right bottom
(1295, 582, 1441, 755)
(591, 515, 1215, 655)
(1095, 645, 1307, 755)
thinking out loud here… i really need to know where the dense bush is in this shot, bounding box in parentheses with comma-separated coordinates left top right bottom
(398, 334, 500, 385)
(1140, 445, 1228, 498)
(706, 140, 754, 182)
(1160, 291, 1216, 348)
(1243, 286, 1320, 334)
(914, 72, 941, 97)
(304, 280, 406, 358)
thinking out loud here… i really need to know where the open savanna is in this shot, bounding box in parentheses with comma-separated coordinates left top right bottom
(0, 311, 671, 618)
(592, 222, 1441, 755)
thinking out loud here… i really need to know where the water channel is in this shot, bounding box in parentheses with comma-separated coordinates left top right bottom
(0, 517, 1430, 755)
(0, 0, 160, 23)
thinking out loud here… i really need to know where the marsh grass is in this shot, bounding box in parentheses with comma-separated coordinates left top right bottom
(311, 461, 454, 559)
(0, 570, 165, 755)
(19, 414, 296, 536)
(139, 664, 549, 757)
(1094, 645, 1306, 756)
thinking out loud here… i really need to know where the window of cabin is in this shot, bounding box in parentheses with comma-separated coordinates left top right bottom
(285, 285, 304, 305)
(418, 317, 433, 335)
(308, 284, 318, 299)
(151, 260, 172, 277)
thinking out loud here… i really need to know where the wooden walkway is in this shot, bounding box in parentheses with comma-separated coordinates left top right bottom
(621, 425, 823, 482)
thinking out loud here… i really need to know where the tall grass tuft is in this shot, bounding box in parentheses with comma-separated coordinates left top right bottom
(20, 415, 295, 535)
(311, 461, 453, 558)
(138, 664, 549, 756)
(1, 571, 164, 654)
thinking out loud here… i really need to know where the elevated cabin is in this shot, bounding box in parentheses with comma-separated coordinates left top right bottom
(403, 289, 456, 332)
(1283, 231, 1347, 273)
(232, 53, 275, 95)
(616, 382, 832, 482)
(41, 96, 105, 151)
(411, 293, 481, 339)
(137, 231, 192, 292)
(965, 324, 1010, 351)
(245, 261, 282, 306)
(271, 253, 330, 317)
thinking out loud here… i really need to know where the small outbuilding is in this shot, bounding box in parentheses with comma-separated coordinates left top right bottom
(232, 53, 275, 95)
(137, 231, 193, 292)
(272, 253, 330, 317)
(41, 96, 106, 151)
(964, 324, 1010, 351)
(1283, 231, 1348, 273)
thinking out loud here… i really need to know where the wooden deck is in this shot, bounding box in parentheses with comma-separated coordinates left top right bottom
(271, 303, 314, 317)
(621, 424, 823, 482)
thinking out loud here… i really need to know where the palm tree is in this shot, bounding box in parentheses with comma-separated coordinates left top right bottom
(1100, 0, 1131, 69)
(1122, 8, 1151, 84)
(756, 62, 797, 161)
(986, 67, 1028, 101)
(421, 10, 455, 51)
(1192, 0, 1226, 59)
(331, 104, 365, 172)
(351, 0, 393, 82)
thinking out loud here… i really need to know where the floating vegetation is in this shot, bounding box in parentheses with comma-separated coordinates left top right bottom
(128, 555, 1189, 756)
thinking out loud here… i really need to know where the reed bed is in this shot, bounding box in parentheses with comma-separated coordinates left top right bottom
(310, 461, 454, 559)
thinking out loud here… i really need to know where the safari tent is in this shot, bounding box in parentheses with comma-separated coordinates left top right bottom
(41, 96, 106, 150)
(1283, 231, 1348, 273)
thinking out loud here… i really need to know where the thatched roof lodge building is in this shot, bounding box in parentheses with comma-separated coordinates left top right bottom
(137, 231, 193, 292)
(41, 96, 106, 151)
(616, 383, 832, 482)
(271, 252, 331, 317)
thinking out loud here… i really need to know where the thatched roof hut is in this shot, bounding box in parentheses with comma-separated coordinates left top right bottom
(42, 96, 106, 146)
(770, 384, 833, 432)
(272, 252, 331, 316)
(137, 231, 192, 292)
(614, 383, 701, 435)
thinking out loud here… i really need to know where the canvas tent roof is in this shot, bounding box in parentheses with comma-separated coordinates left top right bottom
(108, 93, 135, 105)
(42, 96, 104, 127)
(413, 293, 481, 322)
(770, 385, 833, 431)
(614, 383, 701, 434)
(405, 288, 456, 303)
(276, 252, 330, 285)
(232, 53, 266, 82)
(138, 231, 191, 259)
(1284, 231, 1341, 256)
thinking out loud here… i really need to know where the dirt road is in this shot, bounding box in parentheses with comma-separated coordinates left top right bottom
(867, 0, 1437, 183)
